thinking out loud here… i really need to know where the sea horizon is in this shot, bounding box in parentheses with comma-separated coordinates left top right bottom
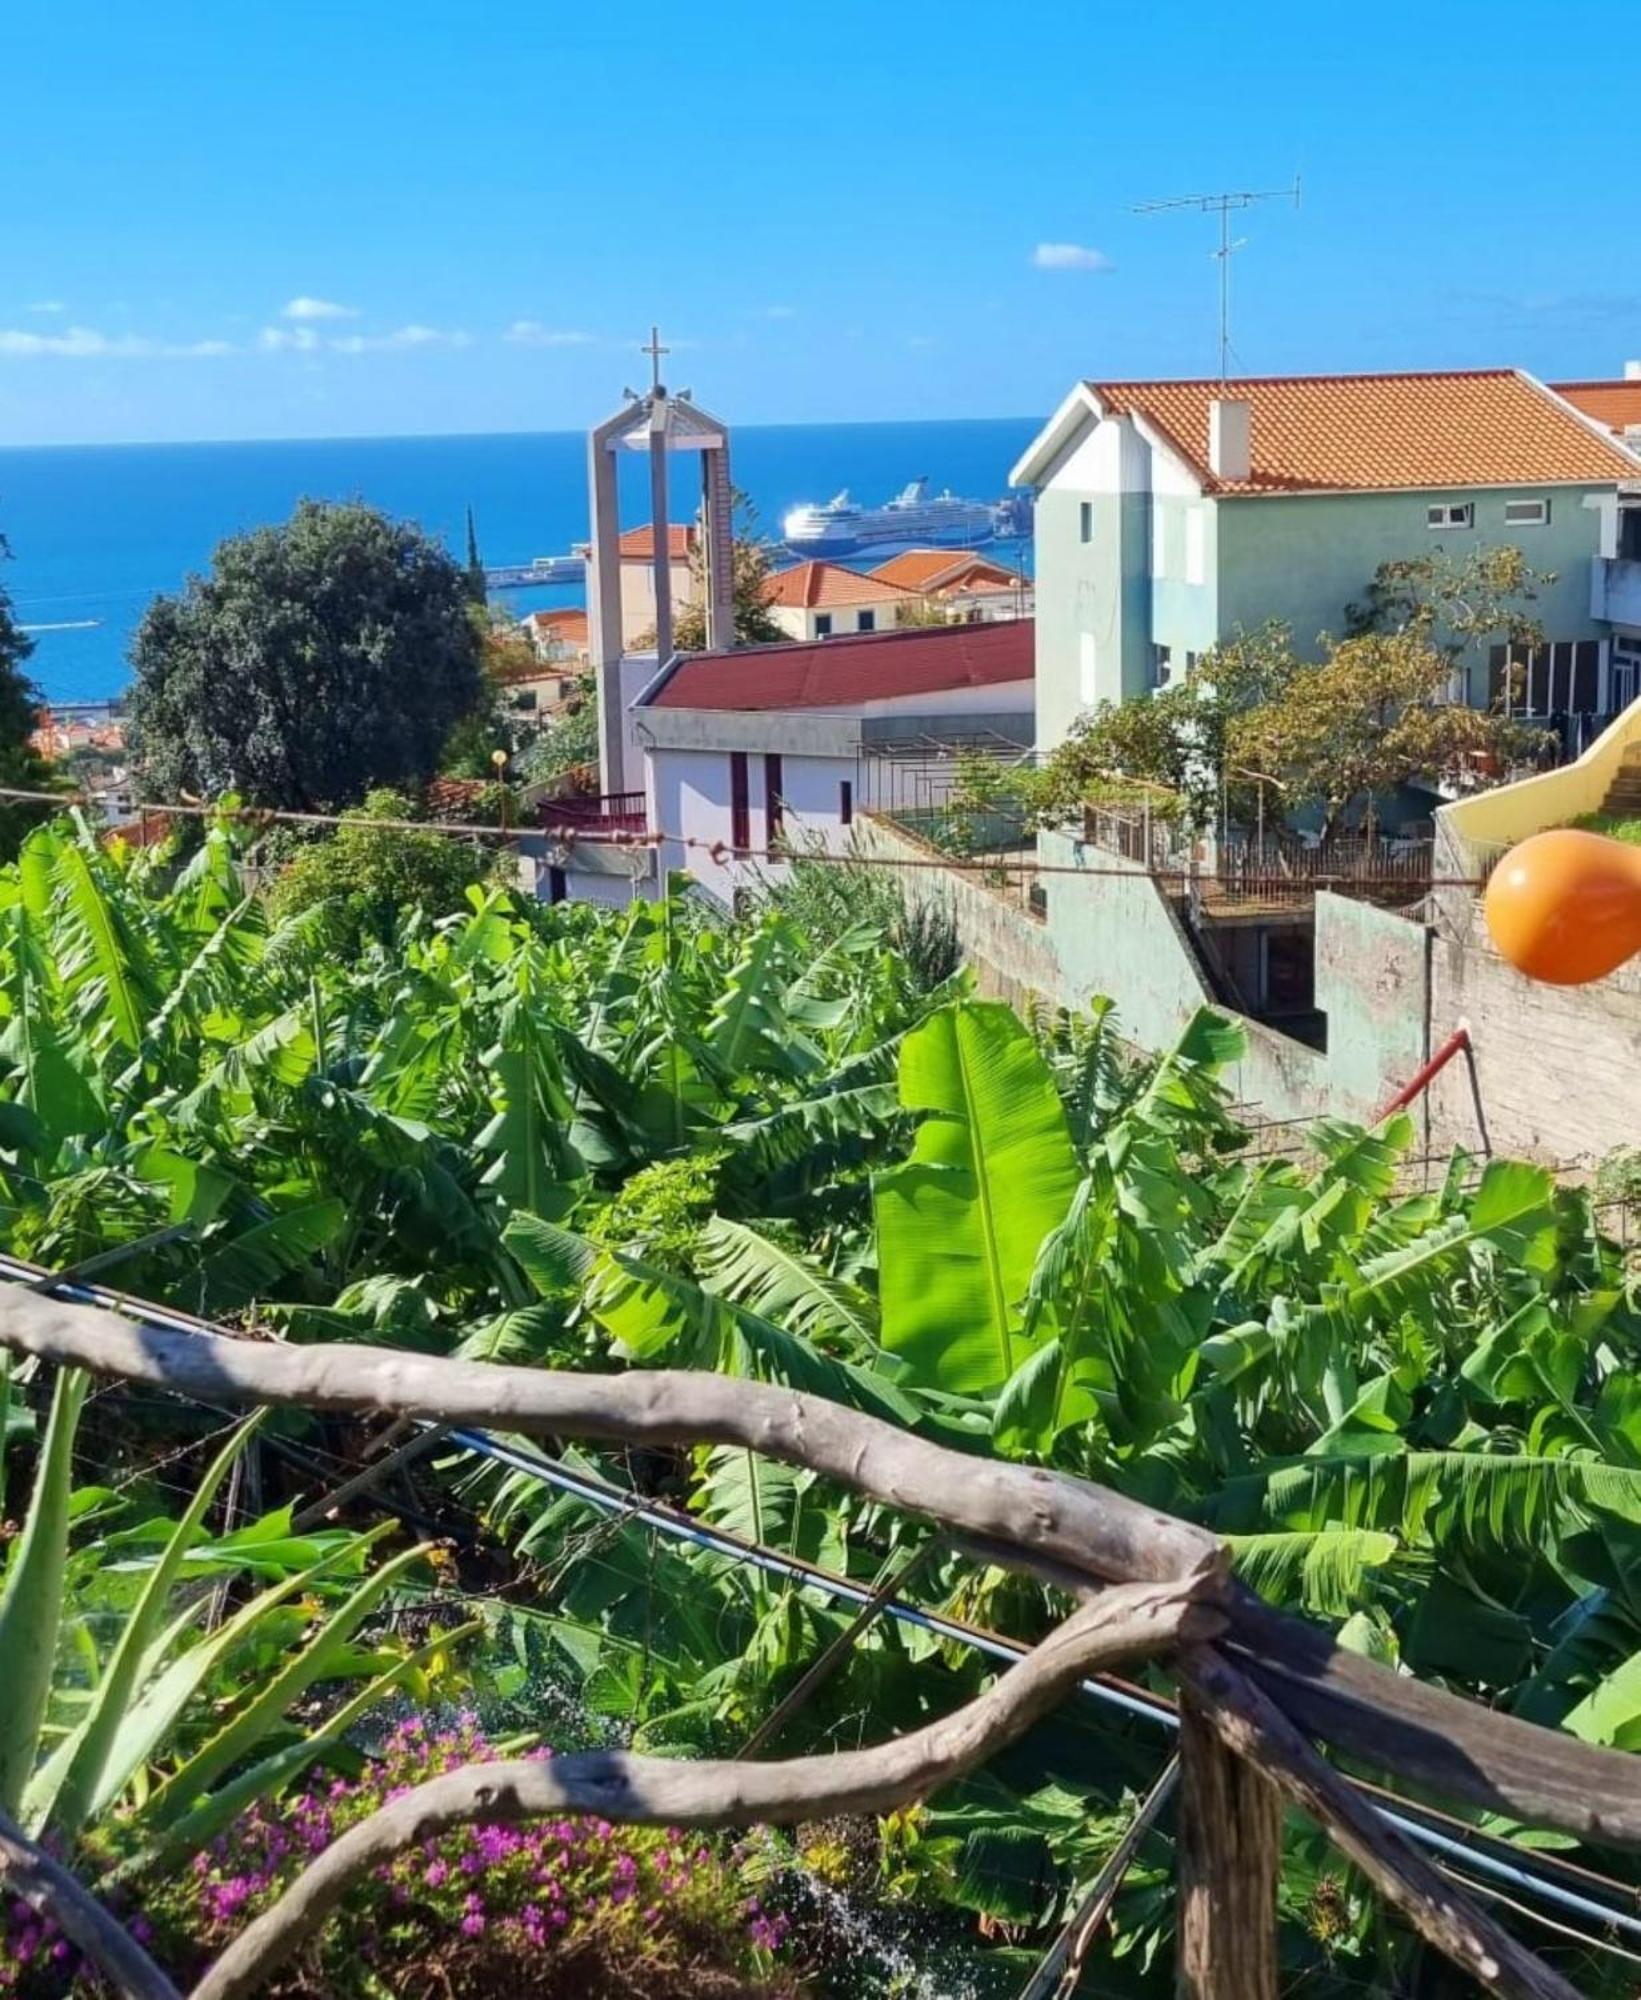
(0, 413, 1042, 704)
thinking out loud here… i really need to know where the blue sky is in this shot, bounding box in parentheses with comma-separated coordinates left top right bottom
(3, 0, 1635, 446)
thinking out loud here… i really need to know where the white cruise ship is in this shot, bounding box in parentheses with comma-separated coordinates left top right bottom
(782, 479, 997, 555)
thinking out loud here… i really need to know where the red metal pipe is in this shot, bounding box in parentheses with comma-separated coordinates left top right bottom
(1374, 1026, 1470, 1125)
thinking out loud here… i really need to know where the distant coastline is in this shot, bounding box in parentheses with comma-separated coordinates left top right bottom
(1, 415, 1040, 704)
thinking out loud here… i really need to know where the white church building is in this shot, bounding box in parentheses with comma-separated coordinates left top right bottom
(528, 344, 1034, 909)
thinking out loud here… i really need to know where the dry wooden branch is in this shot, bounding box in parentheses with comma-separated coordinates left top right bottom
(1, 1287, 1637, 1851)
(1176, 1689, 1281, 1998)
(190, 1577, 1223, 2000)
(1178, 1648, 1584, 2000)
(1225, 1585, 1641, 1849)
(0, 1286, 1215, 1588)
(0, 1810, 182, 2000)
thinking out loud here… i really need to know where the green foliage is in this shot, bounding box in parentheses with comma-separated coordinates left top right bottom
(266, 787, 493, 951)
(0, 1376, 454, 1879)
(516, 672, 599, 789)
(0, 531, 65, 859)
(763, 846, 962, 997)
(128, 499, 484, 811)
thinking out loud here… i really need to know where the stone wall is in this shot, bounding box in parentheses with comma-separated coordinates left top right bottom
(858, 814, 1641, 1169)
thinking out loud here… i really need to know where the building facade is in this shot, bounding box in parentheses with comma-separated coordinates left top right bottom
(763, 559, 916, 642)
(1011, 369, 1641, 752)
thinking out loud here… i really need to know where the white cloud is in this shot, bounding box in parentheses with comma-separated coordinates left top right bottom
(505, 320, 594, 347)
(1032, 242, 1114, 272)
(0, 324, 235, 359)
(762, 304, 798, 320)
(906, 334, 937, 350)
(281, 295, 359, 321)
(26, 301, 67, 315)
(258, 325, 321, 353)
(330, 324, 471, 353)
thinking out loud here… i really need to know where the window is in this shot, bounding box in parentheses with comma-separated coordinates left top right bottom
(1185, 509, 1206, 585)
(1151, 509, 1167, 578)
(1427, 503, 1474, 530)
(546, 866, 568, 906)
(729, 752, 750, 853)
(1488, 640, 1601, 716)
(1504, 498, 1550, 527)
(1184, 651, 1200, 675)
(1151, 643, 1173, 689)
(815, 613, 833, 638)
(764, 753, 784, 847)
(1079, 632, 1098, 705)
(1079, 501, 1093, 544)
(857, 608, 876, 633)
(840, 779, 853, 827)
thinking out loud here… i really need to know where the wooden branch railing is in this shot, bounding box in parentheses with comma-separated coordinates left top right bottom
(0, 1283, 1634, 2000)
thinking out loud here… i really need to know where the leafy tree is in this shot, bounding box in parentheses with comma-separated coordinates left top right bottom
(1228, 628, 1548, 836)
(668, 493, 785, 650)
(516, 672, 599, 790)
(128, 500, 484, 811)
(267, 786, 492, 949)
(1345, 541, 1551, 659)
(0, 533, 63, 855)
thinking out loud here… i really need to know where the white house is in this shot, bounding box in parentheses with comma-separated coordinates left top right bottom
(763, 559, 917, 642)
(633, 619, 1036, 906)
(618, 523, 700, 649)
(869, 548, 1034, 623)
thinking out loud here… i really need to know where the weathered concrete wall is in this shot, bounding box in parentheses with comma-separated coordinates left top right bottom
(858, 816, 1641, 1164)
(1426, 928, 1641, 1166)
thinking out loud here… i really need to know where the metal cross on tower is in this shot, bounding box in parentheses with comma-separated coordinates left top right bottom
(1131, 177, 1301, 379)
(642, 324, 670, 393)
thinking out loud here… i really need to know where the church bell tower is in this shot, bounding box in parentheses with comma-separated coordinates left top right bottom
(585, 329, 735, 796)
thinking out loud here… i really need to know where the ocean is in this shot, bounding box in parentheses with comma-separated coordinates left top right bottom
(0, 416, 1041, 706)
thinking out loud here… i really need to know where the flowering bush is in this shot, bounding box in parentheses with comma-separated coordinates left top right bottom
(1, 1715, 803, 1999)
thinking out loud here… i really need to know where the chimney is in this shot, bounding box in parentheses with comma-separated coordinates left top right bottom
(1209, 397, 1251, 482)
(1625, 360, 1641, 381)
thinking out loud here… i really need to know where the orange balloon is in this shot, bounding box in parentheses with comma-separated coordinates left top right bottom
(1483, 828, 1641, 985)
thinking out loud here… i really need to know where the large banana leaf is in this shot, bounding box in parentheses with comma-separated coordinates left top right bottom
(873, 1001, 1080, 1393)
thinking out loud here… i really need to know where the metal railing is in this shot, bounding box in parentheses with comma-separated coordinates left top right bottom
(538, 790, 648, 837)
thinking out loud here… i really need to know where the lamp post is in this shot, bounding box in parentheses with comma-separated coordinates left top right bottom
(491, 747, 509, 834)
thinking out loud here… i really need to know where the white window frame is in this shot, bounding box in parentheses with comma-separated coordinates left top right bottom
(814, 612, 833, 638)
(1426, 502, 1474, 530)
(1079, 632, 1098, 706)
(1504, 497, 1550, 527)
(1151, 643, 1173, 690)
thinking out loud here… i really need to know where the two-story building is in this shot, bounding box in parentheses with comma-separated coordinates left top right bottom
(1011, 369, 1641, 753)
(1553, 369, 1641, 706)
(763, 559, 917, 641)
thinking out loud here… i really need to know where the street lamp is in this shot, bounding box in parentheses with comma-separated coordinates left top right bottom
(491, 747, 509, 833)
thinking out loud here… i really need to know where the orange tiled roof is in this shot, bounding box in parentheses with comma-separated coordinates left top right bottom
(618, 523, 695, 560)
(765, 559, 916, 610)
(525, 608, 588, 638)
(1087, 369, 1641, 496)
(869, 549, 1025, 594)
(1551, 379, 1641, 437)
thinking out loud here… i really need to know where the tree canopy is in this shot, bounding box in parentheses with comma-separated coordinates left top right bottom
(668, 494, 785, 650)
(0, 532, 62, 855)
(1018, 547, 1554, 836)
(128, 500, 485, 811)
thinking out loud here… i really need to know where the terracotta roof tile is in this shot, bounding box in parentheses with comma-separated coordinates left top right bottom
(618, 523, 695, 560)
(647, 618, 1033, 712)
(1087, 369, 1640, 496)
(764, 559, 917, 610)
(1551, 379, 1641, 437)
(869, 549, 1025, 593)
(524, 608, 588, 638)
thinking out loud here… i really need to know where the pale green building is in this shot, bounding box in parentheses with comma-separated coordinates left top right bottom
(1010, 368, 1641, 755)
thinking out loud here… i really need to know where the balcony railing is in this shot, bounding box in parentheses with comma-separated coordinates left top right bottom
(538, 791, 648, 837)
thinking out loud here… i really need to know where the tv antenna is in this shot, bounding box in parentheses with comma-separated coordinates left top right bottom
(1131, 177, 1300, 379)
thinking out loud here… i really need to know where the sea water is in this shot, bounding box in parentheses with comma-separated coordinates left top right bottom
(0, 416, 1040, 705)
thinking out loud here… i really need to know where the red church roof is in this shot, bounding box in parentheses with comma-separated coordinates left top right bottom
(644, 619, 1034, 713)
